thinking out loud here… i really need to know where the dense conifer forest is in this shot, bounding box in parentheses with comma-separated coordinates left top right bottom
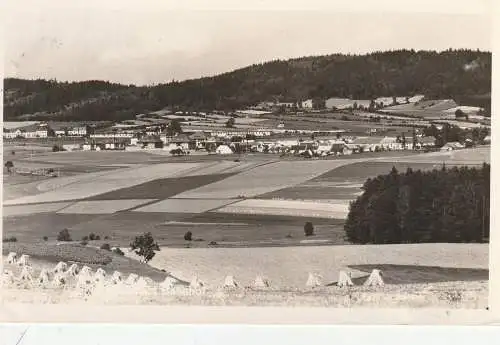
(344, 164, 490, 244)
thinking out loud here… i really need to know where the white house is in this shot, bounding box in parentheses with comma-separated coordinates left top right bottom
(301, 99, 314, 109)
(68, 126, 87, 136)
(379, 136, 403, 150)
(4, 124, 48, 138)
(440, 142, 465, 151)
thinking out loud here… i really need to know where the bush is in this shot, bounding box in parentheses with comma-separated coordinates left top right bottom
(100, 243, 111, 251)
(2, 236, 18, 243)
(88, 233, 96, 241)
(113, 247, 125, 256)
(82, 235, 89, 241)
(52, 145, 65, 152)
(57, 229, 72, 242)
(80, 240, 88, 246)
(104, 236, 110, 240)
(184, 231, 193, 241)
(43, 236, 48, 241)
(304, 222, 314, 236)
(95, 235, 101, 241)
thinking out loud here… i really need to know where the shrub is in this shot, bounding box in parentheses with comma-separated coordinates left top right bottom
(2, 236, 18, 243)
(43, 236, 48, 241)
(113, 247, 125, 256)
(304, 222, 314, 236)
(184, 231, 193, 241)
(89, 233, 96, 241)
(209, 241, 217, 246)
(100, 243, 111, 251)
(82, 235, 89, 241)
(52, 145, 65, 152)
(80, 240, 88, 246)
(57, 229, 72, 242)
(130, 232, 160, 263)
(104, 236, 110, 240)
(286, 233, 293, 238)
(95, 235, 101, 241)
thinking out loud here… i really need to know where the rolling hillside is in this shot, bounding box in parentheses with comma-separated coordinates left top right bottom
(3, 49, 492, 122)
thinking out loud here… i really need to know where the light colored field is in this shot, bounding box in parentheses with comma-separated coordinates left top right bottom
(133, 198, 239, 213)
(182, 160, 264, 177)
(4, 163, 201, 205)
(214, 199, 350, 219)
(57, 199, 156, 214)
(375, 147, 490, 165)
(3, 202, 72, 217)
(124, 243, 488, 288)
(171, 159, 363, 199)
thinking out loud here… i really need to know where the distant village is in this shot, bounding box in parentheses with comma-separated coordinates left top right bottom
(3, 95, 491, 157)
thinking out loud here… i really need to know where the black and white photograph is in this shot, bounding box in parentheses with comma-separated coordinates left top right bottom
(1, 0, 495, 318)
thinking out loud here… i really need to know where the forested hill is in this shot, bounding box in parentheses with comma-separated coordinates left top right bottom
(3, 49, 491, 121)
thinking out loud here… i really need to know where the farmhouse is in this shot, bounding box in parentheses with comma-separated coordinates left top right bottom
(330, 142, 353, 155)
(4, 123, 49, 138)
(379, 136, 403, 150)
(138, 135, 164, 149)
(83, 138, 129, 151)
(348, 137, 384, 152)
(169, 134, 192, 150)
(189, 132, 208, 149)
(416, 136, 436, 149)
(325, 98, 353, 110)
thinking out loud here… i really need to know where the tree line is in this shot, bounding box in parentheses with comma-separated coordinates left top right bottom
(344, 164, 490, 244)
(3, 49, 491, 121)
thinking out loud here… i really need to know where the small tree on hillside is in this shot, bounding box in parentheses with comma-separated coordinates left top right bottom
(5, 161, 14, 174)
(130, 232, 160, 263)
(304, 222, 315, 236)
(226, 117, 235, 128)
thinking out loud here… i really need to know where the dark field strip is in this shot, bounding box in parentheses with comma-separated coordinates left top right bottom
(85, 172, 236, 201)
(312, 161, 441, 181)
(346, 264, 489, 285)
(3, 213, 98, 243)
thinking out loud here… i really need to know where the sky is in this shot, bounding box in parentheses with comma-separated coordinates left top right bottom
(3, 0, 494, 86)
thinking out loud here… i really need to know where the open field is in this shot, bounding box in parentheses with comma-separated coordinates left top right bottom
(3, 162, 201, 205)
(123, 243, 488, 288)
(0, 279, 487, 308)
(134, 198, 239, 213)
(260, 161, 441, 201)
(2, 211, 345, 247)
(214, 199, 350, 219)
(57, 199, 156, 214)
(3, 147, 491, 247)
(171, 159, 362, 199)
(2, 202, 72, 217)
